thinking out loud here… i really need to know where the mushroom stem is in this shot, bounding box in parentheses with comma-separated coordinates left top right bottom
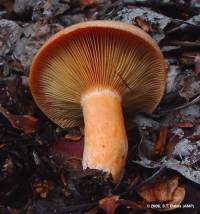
(81, 88, 128, 182)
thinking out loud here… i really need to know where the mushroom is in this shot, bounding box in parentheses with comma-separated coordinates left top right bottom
(29, 21, 165, 182)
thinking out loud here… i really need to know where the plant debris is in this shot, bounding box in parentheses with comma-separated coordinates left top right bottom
(0, 0, 200, 213)
(137, 176, 185, 211)
(0, 106, 38, 134)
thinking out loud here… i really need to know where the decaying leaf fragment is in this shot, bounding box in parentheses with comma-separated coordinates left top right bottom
(116, 7, 171, 42)
(154, 127, 168, 155)
(64, 132, 82, 141)
(135, 17, 151, 32)
(195, 54, 200, 74)
(97, 195, 119, 214)
(88, 195, 144, 214)
(80, 0, 103, 8)
(137, 176, 185, 211)
(177, 121, 194, 128)
(0, 144, 6, 149)
(179, 76, 200, 102)
(0, 0, 14, 13)
(52, 137, 84, 160)
(0, 106, 38, 134)
(33, 179, 52, 198)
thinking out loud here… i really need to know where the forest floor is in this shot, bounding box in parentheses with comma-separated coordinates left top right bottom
(0, 0, 200, 213)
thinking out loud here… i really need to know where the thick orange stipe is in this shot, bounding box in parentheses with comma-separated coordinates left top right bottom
(82, 88, 127, 181)
(29, 21, 166, 182)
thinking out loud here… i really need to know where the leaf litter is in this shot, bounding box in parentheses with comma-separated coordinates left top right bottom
(0, 0, 200, 213)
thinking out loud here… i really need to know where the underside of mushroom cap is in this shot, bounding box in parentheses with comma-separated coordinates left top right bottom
(29, 20, 165, 128)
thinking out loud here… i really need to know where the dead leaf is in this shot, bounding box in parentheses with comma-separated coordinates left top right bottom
(117, 199, 145, 210)
(165, 135, 180, 157)
(117, 7, 171, 42)
(166, 64, 180, 94)
(167, 14, 200, 34)
(137, 176, 185, 211)
(32, 0, 70, 21)
(181, 52, 199, 65)
(135, 134, 200, 184)
(135, 17, 151, 32)
(0, 19, 21, 57)
(88, 195, 144, 214)
(2, 157, 14, 175)
(51, 138, 88, 179)
(64, 133, 82, 142)
(154, 127, 168, 155)
(0, 76, 35, 115)
(0, 0, 14, 13)
(0, 106, 38, 134)
(195, 54, 200, 74)
(166, 160, 200, 185)
(98, 195, 119, 214)
(165, 187, 185, 211)
(179, 77, 200, 102)
(172, 138, 200, 165)
(14, 22, 63, 71)
(33, 179, 51, 199)
(80, 0, 102, 8)
(138, 176, 179, 202)
(0, 144, 6, 149)
(8, 59, 24, 72)
(52, 137, 84, 160)
(177, 121, 194, 128)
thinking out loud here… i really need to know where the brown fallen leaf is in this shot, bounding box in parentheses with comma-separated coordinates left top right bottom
(0, 0, 14, 13)
(9, 59, 24, 72)
(138, 176, 179, 202)
(137, 176, 185, 211)
(99, 195, 119, 214)
(154, 127, 168, 155)
(88, 195, 144, 214)
(33, 179, 51, 199)
(52, 137, 84, 160)
(177, 121, 194, 128)
(165, 135, 180, 157)
(181, 52, 198, 65)
(0, 144, 6, 149)
(165, 187, 185, 211)
(51, 137, 90, 179)
(188, 134, 200, 142)
(80, 0, 102, 8)
(135, 17, 151, 32)
(64, 133, 82, 142)
(135, 16, 160, 34)
(0, 106, 38, 134)
(195, 54, 200, 74)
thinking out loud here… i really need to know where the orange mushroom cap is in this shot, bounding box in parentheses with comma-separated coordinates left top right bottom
(29, 20, 165, 128)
